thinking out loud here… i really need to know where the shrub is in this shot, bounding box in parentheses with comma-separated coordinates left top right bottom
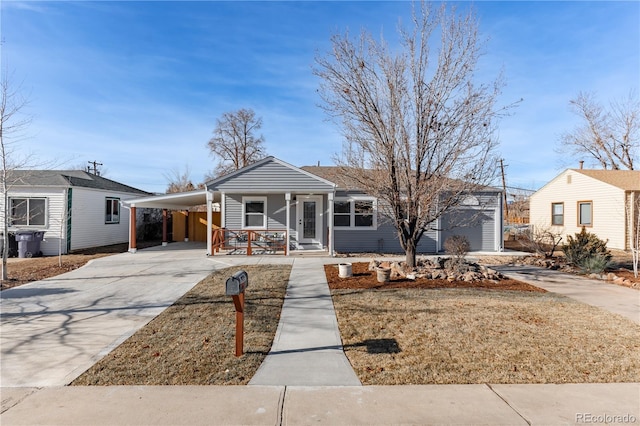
(444, 235, 470, 273)
(444, 235, 470, 261)
(520, 226, 563, 258)
(577, 254, 612, 274)
(562, 227, 612, 266)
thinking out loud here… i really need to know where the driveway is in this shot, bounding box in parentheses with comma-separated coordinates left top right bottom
(1, 243, 229, 387)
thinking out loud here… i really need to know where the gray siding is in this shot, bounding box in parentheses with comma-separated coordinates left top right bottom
(211, 160, 334, 193)
(334, 218, 437, 253)
(224, 194, 290, 230)
(441, 208, 496, 251)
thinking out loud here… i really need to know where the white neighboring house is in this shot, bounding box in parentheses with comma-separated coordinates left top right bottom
(1, 170, 150, 255)
(529, 169, 640, 250)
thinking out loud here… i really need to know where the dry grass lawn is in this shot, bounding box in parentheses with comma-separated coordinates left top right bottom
(329, 263, 640, 385)
(72, 264, 290, 386)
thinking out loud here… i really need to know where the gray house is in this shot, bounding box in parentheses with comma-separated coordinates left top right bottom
(124, 156, 503, 255)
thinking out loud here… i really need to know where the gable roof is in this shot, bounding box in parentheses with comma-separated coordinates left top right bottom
(573, 169, 640, 191)
(8, 170, 151, 195)
(206, 156, 336, 191)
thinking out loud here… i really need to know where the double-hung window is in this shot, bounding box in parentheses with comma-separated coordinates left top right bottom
(10, 198, 46, 226)
(551, 202, 564, 226)
(243, 197, 267, 229)
(105, 198, 120, 224)
(578, 201, 592, 227)
(333, 198, 377, 229)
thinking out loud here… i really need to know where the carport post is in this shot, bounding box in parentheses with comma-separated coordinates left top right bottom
(129, 205, 137, 253)
(162, 209, 168, 247)
(206, 190, 213, 256)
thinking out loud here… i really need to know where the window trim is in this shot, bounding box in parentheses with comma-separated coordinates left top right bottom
(9, 197, 48, 227)
(242, 196, 267, 230)
(333, 197, 377, 230)
(577, 200, 593, 227)
(551, 202, 564, 226)
(105, 197, 121, 224)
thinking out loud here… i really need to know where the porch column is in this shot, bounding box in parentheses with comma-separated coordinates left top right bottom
(206, 190, 213, 256)
(129, 205, 137, 253)
(285, 193, 291, 256)
(328, 192, 334, 257)
(162, 209, 168, 247)
(221, 192, 226, 228)
(184, 210, 189, 242)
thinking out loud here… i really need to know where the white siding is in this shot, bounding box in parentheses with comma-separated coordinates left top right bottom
(0, 187, 67, 256)
(530, 170, 627, 249)
(69, 188, 137, 251)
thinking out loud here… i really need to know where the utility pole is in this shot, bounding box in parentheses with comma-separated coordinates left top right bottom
(87, 160, 103, 176)
(499, 159, 509, 221)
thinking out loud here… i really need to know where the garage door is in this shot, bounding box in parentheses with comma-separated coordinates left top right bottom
(441, 209, 496, 251)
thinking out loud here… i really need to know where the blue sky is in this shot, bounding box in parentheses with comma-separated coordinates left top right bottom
(2, 1, 638, 193)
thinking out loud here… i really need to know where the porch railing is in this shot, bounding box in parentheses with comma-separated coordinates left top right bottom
(212, 228, 289, 256)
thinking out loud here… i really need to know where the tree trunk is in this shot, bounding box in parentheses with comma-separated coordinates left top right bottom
(405, 240, 417, 269)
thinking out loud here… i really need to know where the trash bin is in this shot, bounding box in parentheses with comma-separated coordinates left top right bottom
(15, 230, 45, 258)
(0, 231, 18, 258)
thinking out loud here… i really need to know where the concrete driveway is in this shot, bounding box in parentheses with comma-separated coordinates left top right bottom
(0, 243, 257, 387)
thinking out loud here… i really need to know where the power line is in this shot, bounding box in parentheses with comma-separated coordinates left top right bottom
(87, 160, 103, 176)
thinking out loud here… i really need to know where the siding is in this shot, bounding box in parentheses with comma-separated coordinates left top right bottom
(1, 187, 67, 256)
(211, 160, 335, 193)
(334, 219, 437, 254)
(69, 188, 137, 251)
(530, 170, 627, 249)
(441, 208, 496, 251)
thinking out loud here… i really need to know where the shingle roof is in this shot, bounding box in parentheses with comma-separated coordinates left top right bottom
(8, 170, 151, 195)
(302, 165, 501, 192)
(573, 169, 640, 191)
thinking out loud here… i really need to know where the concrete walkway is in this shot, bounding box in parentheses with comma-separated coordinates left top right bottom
(1, 248, 639, 424)
(249, 260, 361, 386)
(495, 264, 640, 324)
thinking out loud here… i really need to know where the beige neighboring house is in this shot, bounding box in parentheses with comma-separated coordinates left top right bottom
(529, 169, 640, 250)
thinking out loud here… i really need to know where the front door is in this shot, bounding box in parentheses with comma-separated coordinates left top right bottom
(296, 195, 323, 247)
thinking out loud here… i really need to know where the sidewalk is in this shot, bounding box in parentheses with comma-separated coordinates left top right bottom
(249, 259, 361, 386)
(1, 249, 639, 424)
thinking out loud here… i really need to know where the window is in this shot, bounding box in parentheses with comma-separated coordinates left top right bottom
(551, 202, 564, 226)
(334, 201, 351, 227)
(10, 198, 46, 226)
(578, 201, 592, 226)
(105, 198, 120, 224)
(333, 198, 377, 229)
(243, 197, 266, 229)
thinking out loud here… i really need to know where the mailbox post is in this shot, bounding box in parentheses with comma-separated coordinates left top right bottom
(225, 270, 249, 356)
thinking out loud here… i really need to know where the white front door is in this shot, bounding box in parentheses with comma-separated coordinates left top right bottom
(296, 195, 323, 246)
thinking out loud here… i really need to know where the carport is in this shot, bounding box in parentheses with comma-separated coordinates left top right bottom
(122, 189, 219, 256)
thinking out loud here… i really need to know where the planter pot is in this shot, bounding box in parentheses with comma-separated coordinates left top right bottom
(338, 263, 352, 278)
(377, 267, 391, 283)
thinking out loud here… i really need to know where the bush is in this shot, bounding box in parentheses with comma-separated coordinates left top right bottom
(444, 235, 470, 273)
(562, 227, 612, 267)
(444, 235, 470, 261)
(578, 254, 612, 274)
(520, 226, 563, 258)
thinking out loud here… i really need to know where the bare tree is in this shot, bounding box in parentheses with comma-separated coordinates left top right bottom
(207, 108, 266, 177)
(559, 91, 639, 170)
(314, 2, 511, 267)
(628, 192, 640, 278)
(164, 165, 197, 194)
(0, 69, 33, 281)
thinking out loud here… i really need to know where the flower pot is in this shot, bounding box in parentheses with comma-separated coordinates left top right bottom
(377, 267, 391, 283)
(338, 263, 352, 278)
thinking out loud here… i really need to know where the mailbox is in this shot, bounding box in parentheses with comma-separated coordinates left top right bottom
(226, 270, 249, 296)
